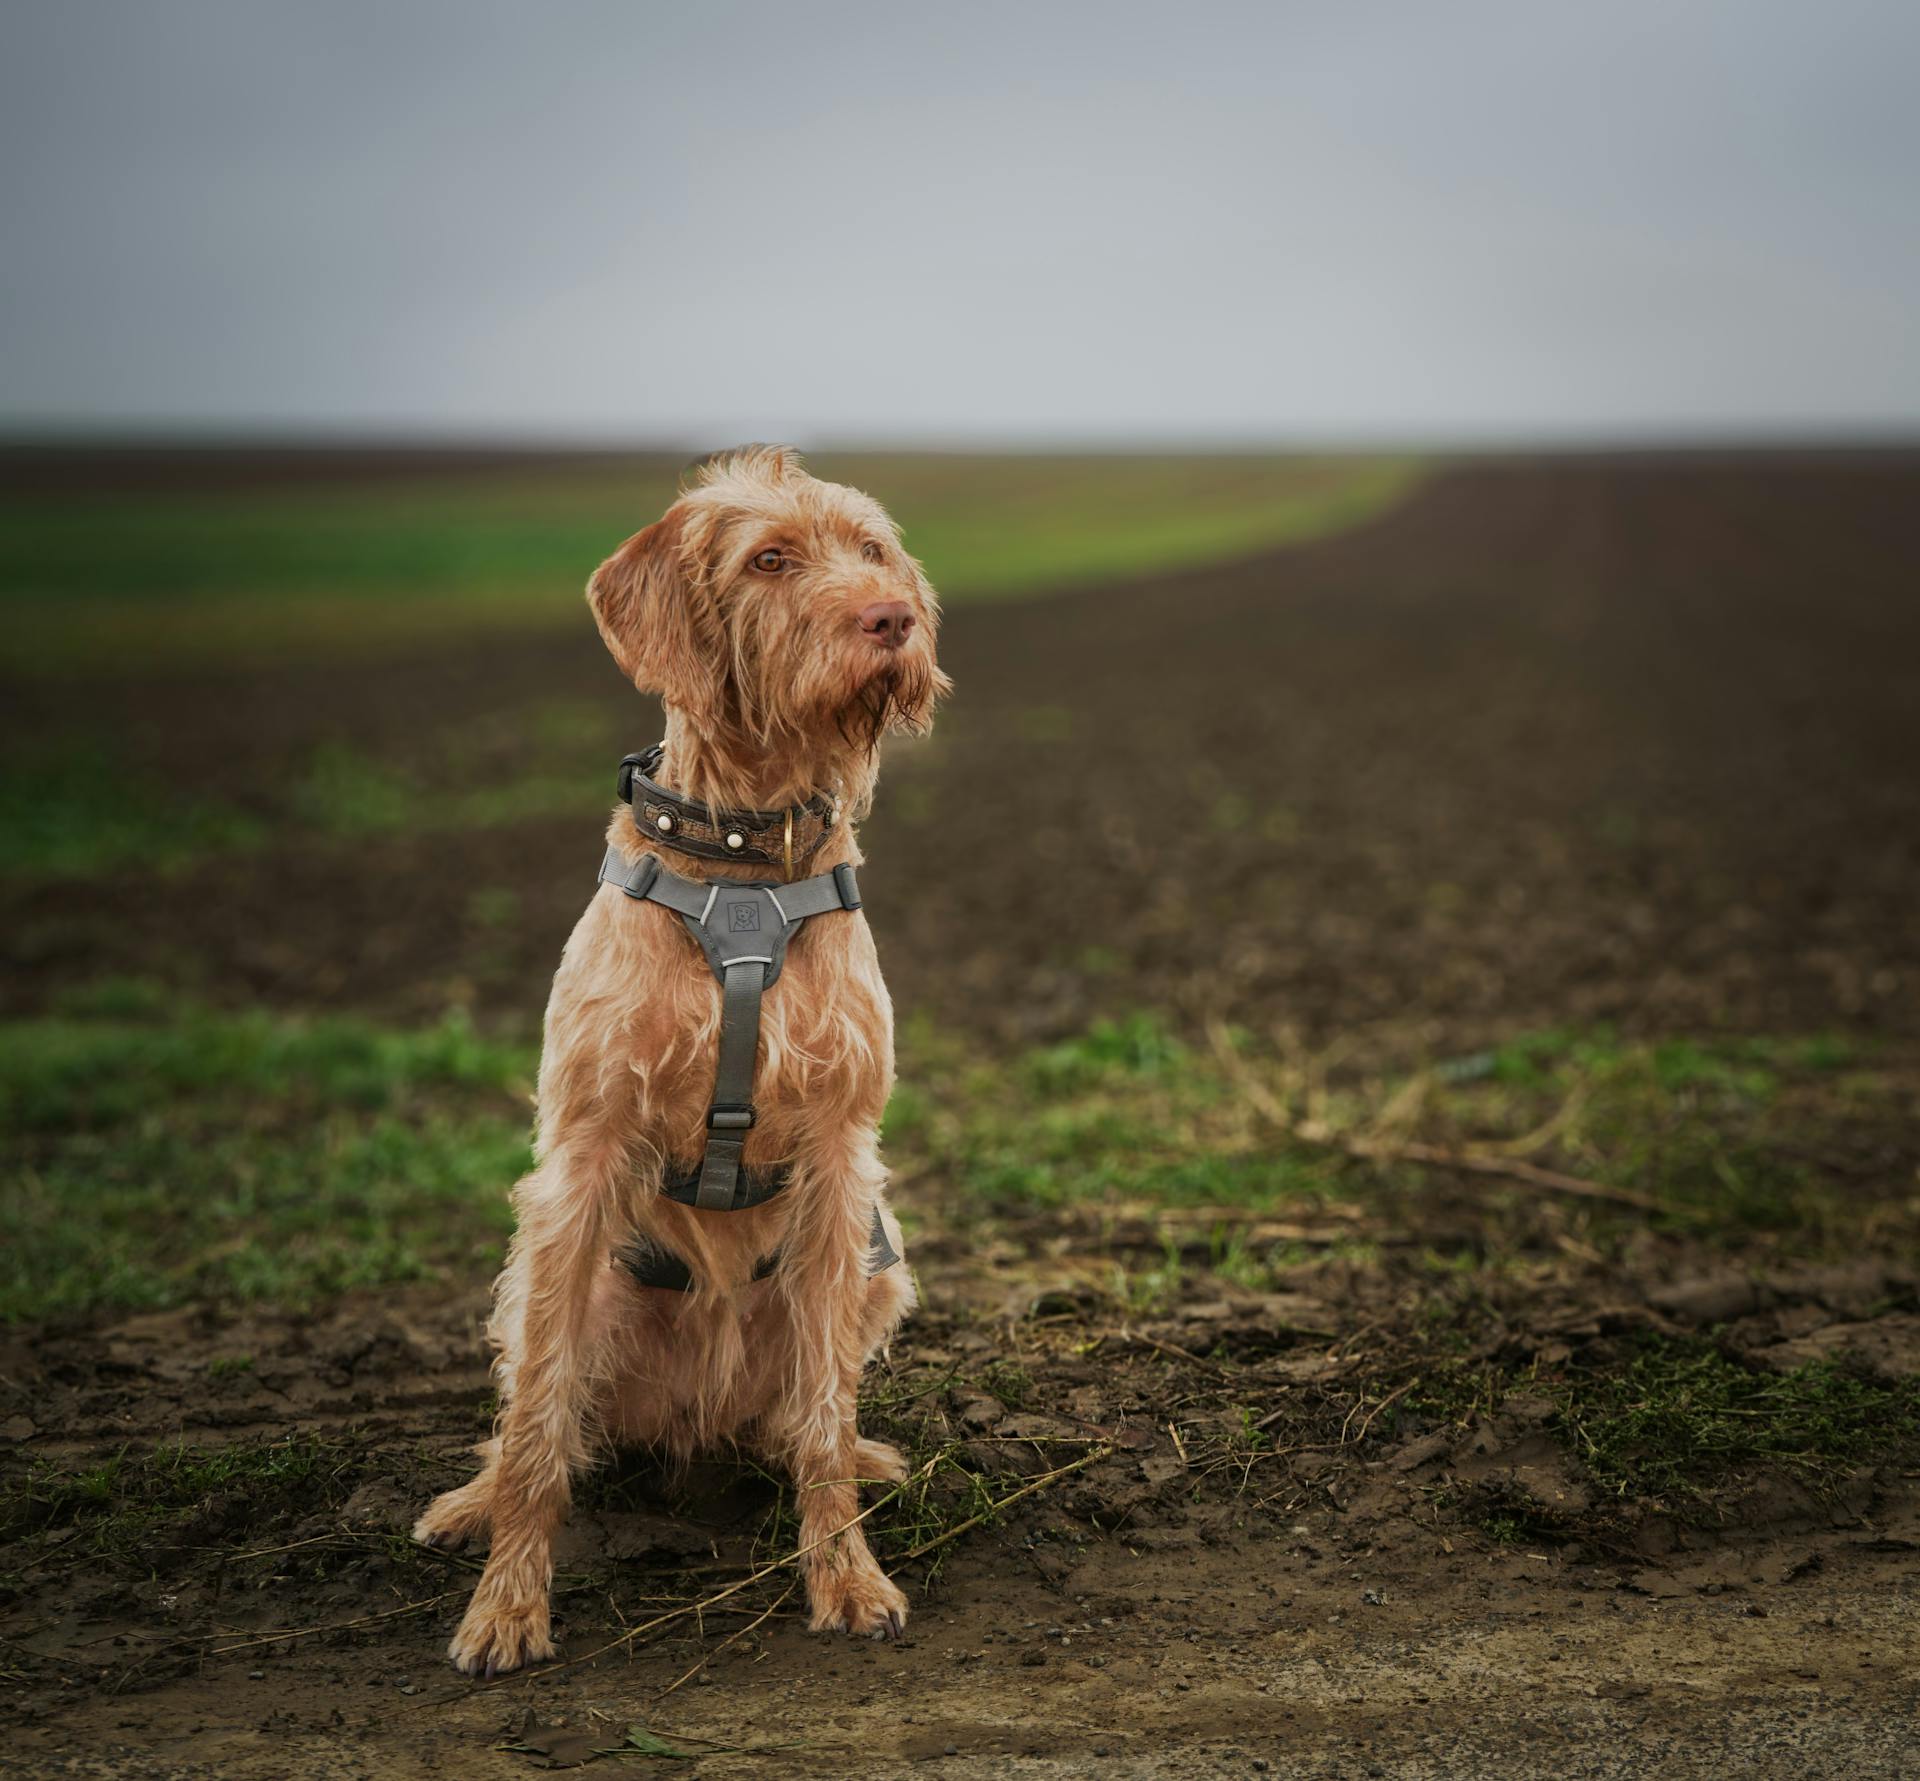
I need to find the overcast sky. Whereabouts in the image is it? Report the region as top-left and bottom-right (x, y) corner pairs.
(3, 0), (1916, 444)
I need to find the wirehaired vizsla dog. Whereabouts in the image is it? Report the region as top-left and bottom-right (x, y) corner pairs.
(415, 446), (949, 1674)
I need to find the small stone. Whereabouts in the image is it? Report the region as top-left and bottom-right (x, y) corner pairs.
(248, 1671), (264, 1681)
(944, 1746), (957, 1757)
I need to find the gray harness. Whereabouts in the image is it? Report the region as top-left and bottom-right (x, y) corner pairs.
(596, 842), (898, 1290)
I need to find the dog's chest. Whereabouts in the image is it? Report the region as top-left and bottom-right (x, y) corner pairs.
(755, 924), (891, 1106)
(657, 907), (891, 1150)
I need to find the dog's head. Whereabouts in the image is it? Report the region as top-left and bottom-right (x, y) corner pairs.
(588, 447), (949, 787)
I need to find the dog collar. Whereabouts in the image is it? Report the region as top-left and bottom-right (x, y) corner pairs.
(618, 745), (839, 876)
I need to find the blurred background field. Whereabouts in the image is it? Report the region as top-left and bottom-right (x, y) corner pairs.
(0, 449), (1414, 880)
(5, 446), (1915, 1344)
(0, 450), (1415, 671)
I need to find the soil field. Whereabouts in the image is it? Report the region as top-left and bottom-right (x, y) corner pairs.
(3, 455), (1919, 1777)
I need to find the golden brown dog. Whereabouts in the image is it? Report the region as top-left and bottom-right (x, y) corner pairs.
(414, 446), (949, 1674)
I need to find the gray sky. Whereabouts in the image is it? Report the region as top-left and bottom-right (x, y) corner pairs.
(3, 0), (1917, 443)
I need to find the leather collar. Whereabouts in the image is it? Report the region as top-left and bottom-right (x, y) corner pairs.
(618, 745), (839, 875)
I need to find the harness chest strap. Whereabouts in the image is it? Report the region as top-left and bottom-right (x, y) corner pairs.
(617, 1202), (900, 1294)
(597, 845), (863, 1211)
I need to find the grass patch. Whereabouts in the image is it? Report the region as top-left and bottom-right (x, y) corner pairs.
(889, 1014), (1343, 1217)
(1, 1431), (385, 1557)
(5, 706), (619, 880)
(0, 452), (1421, 673)
(889, 1016), (1913, 1262)
(0, 744), (266, 879)
(1, 1001), (534, 1321)
(7, 1004), (1904, 1323)
(1426, 1026), (1883, 1232)
(287, 740), (609, 840)
(1414, 1331), (1920, 1528)
(1557, 1339), (1918, 1505)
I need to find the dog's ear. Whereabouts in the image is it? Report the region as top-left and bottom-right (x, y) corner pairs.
(586, 506), (722, 714)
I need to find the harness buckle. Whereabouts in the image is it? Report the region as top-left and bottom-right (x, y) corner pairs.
(617, 854), (660, 900)
(707, 1104), (756, 1132)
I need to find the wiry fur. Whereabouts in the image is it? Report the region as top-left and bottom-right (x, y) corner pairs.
(414, 447), (950, 1673)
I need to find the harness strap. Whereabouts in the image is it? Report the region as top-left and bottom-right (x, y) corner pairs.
(662, 1160), (790, 1212)
(596, 845), (863, 1207)
(697, 959), (765, 1208)
(618, 1202), (900, 1293)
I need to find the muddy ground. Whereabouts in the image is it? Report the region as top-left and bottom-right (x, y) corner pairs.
(4, 455), (1919, 1776)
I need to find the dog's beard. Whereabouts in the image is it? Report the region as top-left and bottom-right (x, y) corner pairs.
(835, 657), (933, 752)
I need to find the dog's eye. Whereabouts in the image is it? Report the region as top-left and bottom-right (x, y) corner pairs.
(751, 548), (785, 573)
(861, 540), (885, 565)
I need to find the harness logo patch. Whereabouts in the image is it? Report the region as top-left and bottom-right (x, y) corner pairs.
(728, 901), (761, 933)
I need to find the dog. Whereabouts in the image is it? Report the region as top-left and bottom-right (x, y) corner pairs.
(413, 446), (949, 1675)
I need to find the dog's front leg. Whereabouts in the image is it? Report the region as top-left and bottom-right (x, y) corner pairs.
(772, 1145), (911, 1640)
(446, 1150), (611, 1676)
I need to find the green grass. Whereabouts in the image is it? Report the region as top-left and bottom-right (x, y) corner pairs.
(1, 996), (534, 1321)
(1558, 1340), (1917, 1505)
(0, 452), (1421, 673)
(6, 1002), (1904, 1324)
(887, 1014), (1342, 1215)
(1, 743), (270, 879)
(3, 704), (620, 880)
(1412, 1332), (1920, 1529)
(1429, 1026), (1878, 1232)
(1, 1431), (387, 1556)
(886, 1015), (1911, 1259)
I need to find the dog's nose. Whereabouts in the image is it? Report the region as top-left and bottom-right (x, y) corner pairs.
(858, 601), (915, 648)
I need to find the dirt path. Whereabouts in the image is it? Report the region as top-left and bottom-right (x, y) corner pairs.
(4, 1255), (1916, 1779)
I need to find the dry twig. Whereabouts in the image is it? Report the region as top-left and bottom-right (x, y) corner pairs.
(1205, 1018), (1663, 1211)
(895, 1447), (1109, 1562)
(207, 1591), (462, 1656)
(658, 1580), (795, 1698)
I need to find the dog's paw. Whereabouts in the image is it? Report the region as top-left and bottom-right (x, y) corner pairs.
(853, 1437), (910, 1485)
(447, 1594), (555, 1678)
(807, 1562), (909, 1641)
(412, 1483), (491, 1554)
